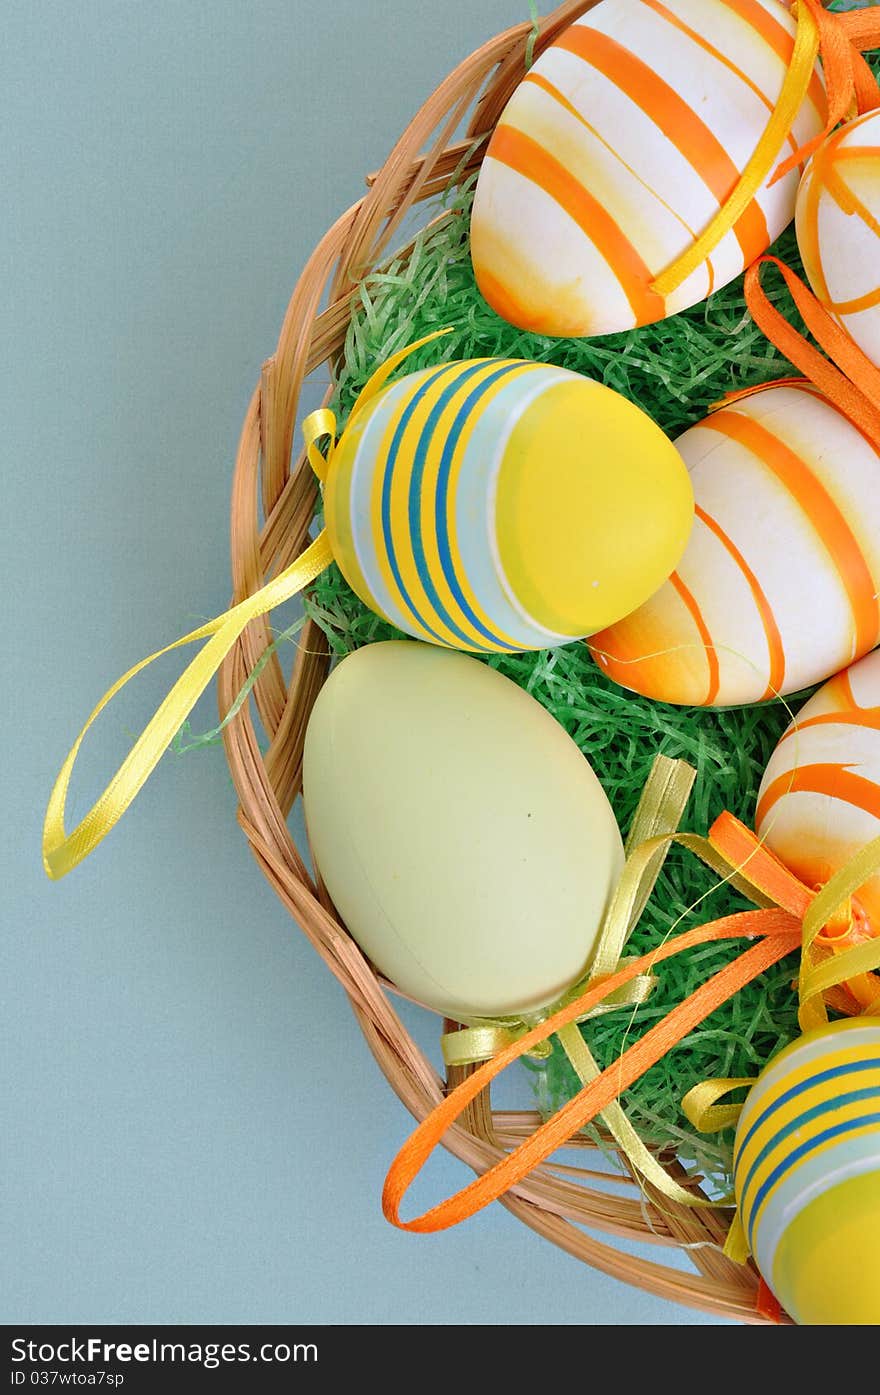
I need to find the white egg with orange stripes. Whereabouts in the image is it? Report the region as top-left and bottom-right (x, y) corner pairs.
(471, 0), (824, 338)
(756, 648), (880, 934)
(590, 383), (880, 706)
(796, 108), (880, 369)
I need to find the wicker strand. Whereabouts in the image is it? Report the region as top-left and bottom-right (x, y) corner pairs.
(217, 0), (771, 1321)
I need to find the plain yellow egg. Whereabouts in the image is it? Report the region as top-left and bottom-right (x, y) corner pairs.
(302, 641), (624, 1019)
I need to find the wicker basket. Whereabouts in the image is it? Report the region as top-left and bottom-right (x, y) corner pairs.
(217, 0), (779, 1324)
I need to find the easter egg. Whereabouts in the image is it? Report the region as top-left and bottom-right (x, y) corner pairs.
(590, 383), (880, 706)
(302, 641), (624, 1019)
(471, 0), (825, 338)
(733, 1018), (880, 1325)
(796, 109), (880, 368)
(756, 649), (880, 930)
(326, 356), (693, 652)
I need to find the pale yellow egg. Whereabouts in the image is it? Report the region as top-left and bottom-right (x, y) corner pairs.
(302, 641), (624, 1019)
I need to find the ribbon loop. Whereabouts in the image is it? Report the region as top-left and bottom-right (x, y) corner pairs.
(744, 255), (880, 444)
(42, 530), (334, 879)
(303, 407), (337, 482)
(383, 912), (801, 1233)
(386, 808), (880, 1236)
(774, 0), (880, 182)
(44, 329), (454, 880)
(681, 1077), (755, 1134)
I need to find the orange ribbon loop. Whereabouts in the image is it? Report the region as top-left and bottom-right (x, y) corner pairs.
(774, 0), (880, 183)
(707, 810), (812, 918)
(382, 911), (801, 1234)
(744, 254), (880, 443)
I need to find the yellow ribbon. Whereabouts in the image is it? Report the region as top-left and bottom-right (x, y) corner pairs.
(681, 1077), (755, 1135)
(680, 833), (880, 1263)
(442, 754), (724, 1210)
(650, 0), (820, 298)
(42, 532), (334, 879)
(444, 773), (880, 1220)
(440, 973), (655, 1068)
(799, 832), (880, 1029)
(43, 329), (452, 880)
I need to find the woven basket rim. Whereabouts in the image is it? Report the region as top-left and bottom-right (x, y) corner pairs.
(217, 0), (780, 1325)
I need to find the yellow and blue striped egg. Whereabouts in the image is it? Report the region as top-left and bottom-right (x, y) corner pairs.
(590, 383), (880, 705)
(324, 356), (693, 652)
(797, 109), (880, 369)
(471, 0), (825, 338)
(734, 1018), (880, 1325)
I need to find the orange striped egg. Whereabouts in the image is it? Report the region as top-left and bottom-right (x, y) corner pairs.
(471, 0), (825, 338)
(590, 383), (880, 706)
(796, 109), (880, 368)
(756, 648), (880, 932)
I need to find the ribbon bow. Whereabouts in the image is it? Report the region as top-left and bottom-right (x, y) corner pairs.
(680, 822), (880, 1267)
(653, 0), (880, 298)
(381, 808), (880, 1236)
(778, 0), (880, 182)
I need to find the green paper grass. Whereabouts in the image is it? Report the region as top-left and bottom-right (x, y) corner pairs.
(303, 176), (835, 1189)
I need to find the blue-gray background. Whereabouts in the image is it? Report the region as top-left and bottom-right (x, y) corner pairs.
(3, 1), (726, 1324)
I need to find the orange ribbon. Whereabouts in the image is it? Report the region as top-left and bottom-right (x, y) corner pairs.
(743, 253), (880, 440)
(774, 1), (880, 183)
(382, 813), (878, 1235)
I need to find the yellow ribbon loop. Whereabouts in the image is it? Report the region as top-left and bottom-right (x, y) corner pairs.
(304, 327), (453, 482)
(441, 974), (656, 1068)
(555, 1018), (715, 1210)
(44, 328), (455, 880)
(441, 1025), (553, 1069)
(650, 1), (820, 299)
(43, 532), (335, 880)
(681, 1077), (755, 1135)
(799, 832), (880, 1030)
(303, 408), (337, 482)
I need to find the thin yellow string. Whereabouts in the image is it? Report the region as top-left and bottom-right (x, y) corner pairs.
(650, 1), (820, 299)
